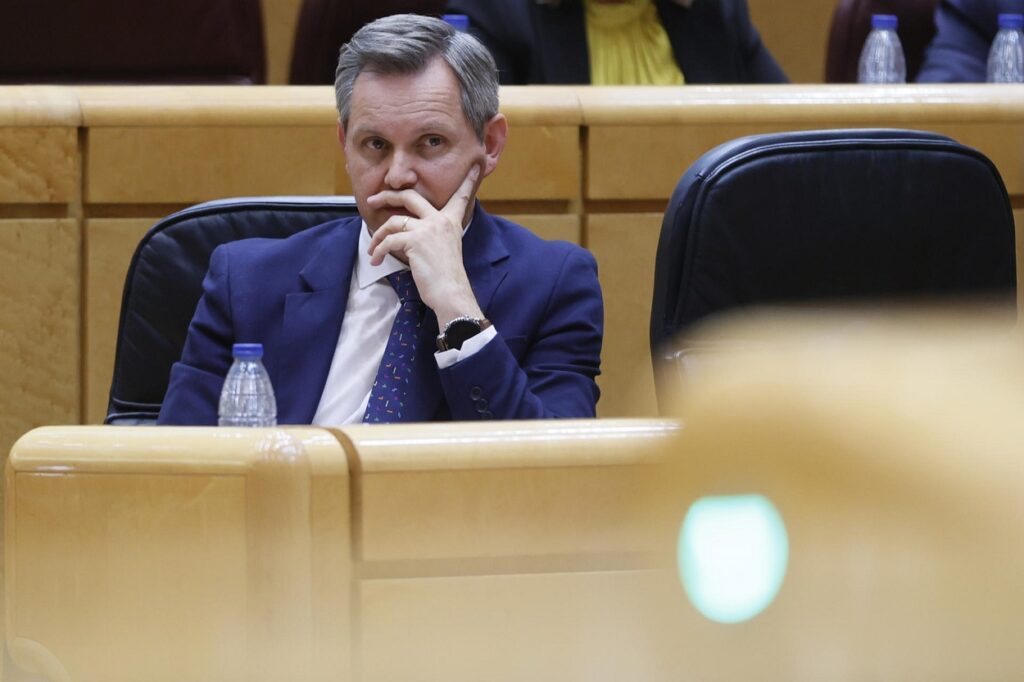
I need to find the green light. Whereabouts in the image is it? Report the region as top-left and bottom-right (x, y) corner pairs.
(678, 494), (788, 623)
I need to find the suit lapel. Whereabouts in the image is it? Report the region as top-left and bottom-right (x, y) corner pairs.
(276, 219), (360, 424)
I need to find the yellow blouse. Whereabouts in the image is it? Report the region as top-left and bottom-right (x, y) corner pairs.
(584, 0), (685, 85)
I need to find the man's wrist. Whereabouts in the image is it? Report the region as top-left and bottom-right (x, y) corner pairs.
(437, 316), (492, 352)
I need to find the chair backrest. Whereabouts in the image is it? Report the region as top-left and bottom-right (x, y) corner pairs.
(0, 0), (266, 84)
(649, 129), (1016, 403)
(825, 0), (939, 82)
(106, 196), (360, 424)
(288, 0), (447, 84)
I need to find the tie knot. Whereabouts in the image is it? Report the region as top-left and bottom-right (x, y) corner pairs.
(386, 270), (421, 303)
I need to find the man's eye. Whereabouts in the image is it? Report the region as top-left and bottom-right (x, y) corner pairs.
(366, 138), (386, 151)
(425, 136), (444, 147)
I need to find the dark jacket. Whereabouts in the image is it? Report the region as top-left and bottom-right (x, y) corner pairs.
(917, 0), (1024, 82)
(445, 0), (788, 84)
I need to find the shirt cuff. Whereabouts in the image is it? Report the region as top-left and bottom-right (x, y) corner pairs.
(435, 325), (498, 369)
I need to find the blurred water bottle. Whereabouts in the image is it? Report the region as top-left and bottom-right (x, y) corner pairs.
(987, 14), (1024, 83)
(218, 343), (277, 427)
(858, 14), (906, 83)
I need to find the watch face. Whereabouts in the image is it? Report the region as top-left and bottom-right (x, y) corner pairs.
(445, 319), (483, 351)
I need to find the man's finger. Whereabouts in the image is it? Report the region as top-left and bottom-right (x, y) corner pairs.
(367, 214), (415, 255)
(367, 188), (434, 217)
(369, 232), (410, 266)
(441, 164), (480, 222)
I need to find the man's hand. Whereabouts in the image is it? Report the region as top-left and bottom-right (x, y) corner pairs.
(366, 165), (484, 327)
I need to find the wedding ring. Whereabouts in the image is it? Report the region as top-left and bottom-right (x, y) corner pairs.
(402, 216), (410, 231)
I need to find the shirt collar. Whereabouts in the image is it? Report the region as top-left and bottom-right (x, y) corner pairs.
(355, 210), (476, 290)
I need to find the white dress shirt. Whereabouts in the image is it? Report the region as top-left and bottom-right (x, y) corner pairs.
(311, 220), (497, 425)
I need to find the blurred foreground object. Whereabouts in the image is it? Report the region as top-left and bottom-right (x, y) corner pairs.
(642, 307), (1024, 679)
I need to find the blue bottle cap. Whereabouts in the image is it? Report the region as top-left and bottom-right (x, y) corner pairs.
(998, 13), (1024, 30)
(443, 14), (470, 32)
(871, 14), (899, 30)
(232, 343), (264, 358)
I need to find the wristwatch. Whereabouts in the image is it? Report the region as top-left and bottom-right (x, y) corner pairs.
(437, 316), (492, 351)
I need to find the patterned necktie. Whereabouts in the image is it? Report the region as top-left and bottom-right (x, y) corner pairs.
(363, 270), (425, 423)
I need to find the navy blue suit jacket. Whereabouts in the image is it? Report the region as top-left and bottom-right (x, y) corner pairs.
(445, 0), (787, 84)
(157, 206), (603, 425)
(917, 0), (1024, 82)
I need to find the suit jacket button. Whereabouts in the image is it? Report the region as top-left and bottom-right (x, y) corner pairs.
(481, 410), (494, 420)
(470, 386), (483, 400)
(475, 398), (489, 412)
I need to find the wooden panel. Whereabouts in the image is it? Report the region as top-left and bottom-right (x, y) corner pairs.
(76, 86), (335, 126)
(0, 127), (77, 203)
(358, 465), (654, 563)
(502, 213), (580, 244)
(83, 218), (155, 424)
(6, 426), (351, 682)
(479, 126), (580, 201)
(261, 0), (305, 85)
(339, 420), (675, 565)
(587, 213), (662, 418)
(588, 123), (803, 200)
(748, 0), (834, 83)
(335, 125), (581, 201)
(10, 472), (249, 680)
(87, 126), (336, 203)
(0, 219), (80, 463)
(359, 570), (676, 682)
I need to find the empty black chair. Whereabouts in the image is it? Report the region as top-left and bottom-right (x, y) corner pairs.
(106, 196), (359, 424)
(650, 129), (1016, 406)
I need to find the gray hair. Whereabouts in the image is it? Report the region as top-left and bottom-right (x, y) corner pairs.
(335, 14), (499, 141)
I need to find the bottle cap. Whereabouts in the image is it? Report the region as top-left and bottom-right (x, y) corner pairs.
(998, 13), (1024, 30)
(871, 14), (899, 30)
(442, 14), (470, 32)
(232, 343), (264, 358)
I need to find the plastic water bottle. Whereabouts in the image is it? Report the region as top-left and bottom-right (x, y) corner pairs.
(218, 343), (277, 427)
(987, 14), (1024, 83)
(858, 14), (906, 83)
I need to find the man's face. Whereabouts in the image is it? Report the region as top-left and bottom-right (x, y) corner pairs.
(340, 57), (503, 233)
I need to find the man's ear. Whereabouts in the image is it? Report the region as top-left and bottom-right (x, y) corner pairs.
(480, 113), (508, 178)
(337, 120), (346, 147)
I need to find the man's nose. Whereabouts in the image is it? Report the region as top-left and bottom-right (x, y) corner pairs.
(384, 153), (417, 190)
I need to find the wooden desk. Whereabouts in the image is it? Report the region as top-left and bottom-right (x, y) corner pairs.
(5, 419), (676, 681)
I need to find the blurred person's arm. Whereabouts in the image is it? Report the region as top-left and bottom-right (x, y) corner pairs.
(917, 0), (1001, 82)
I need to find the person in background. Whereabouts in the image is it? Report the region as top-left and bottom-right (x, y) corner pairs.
(444, 0), (787, 85)
(917, 0), (1024, 81)
(158, 14), (603, 425)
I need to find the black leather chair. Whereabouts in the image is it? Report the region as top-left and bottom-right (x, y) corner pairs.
(105, 196), (359, 424)
(650, 129), (1016, 407)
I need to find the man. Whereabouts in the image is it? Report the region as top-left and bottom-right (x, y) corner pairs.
(917, 0), (1024, 82)
(445, 0), (788, 85)
(158, 13), (603, 425)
